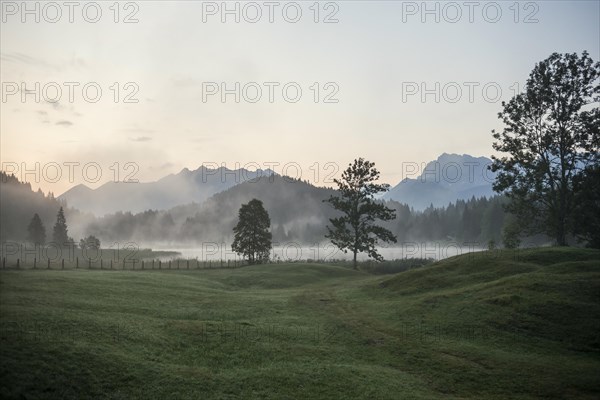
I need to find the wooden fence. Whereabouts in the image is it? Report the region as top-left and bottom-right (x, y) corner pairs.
(1, 257), (249, 271)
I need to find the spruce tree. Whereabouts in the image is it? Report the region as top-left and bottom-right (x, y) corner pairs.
(27, 213), (46, 245)
(52, 207), (69, 245)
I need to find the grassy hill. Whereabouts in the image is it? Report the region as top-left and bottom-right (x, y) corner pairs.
(1, 248), (599, 399)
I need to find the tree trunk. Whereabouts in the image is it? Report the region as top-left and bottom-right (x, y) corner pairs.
(556, 224), (567, 246)
(353, 250), (357, 270)
(556, 198), (568, 246)
(556, 144), (570, 247)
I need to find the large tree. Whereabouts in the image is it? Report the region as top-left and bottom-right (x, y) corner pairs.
(52, 207), (69, 245)
(325, 158), (397, 269)
(232, 199), (272, 264)
(491, 51), (599, 246)
(27, 213), (46, 245)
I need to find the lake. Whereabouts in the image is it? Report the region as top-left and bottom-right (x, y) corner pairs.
(153, 241), (488, 262)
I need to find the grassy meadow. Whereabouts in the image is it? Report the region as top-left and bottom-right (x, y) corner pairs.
(1, 247), (599, 399)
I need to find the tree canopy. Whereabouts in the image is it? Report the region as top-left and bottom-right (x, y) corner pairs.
(325, 158), (397, 268)
(79, 235), (101, 250)
(491, 51), (599, 246)
(232, 199), (272, 264)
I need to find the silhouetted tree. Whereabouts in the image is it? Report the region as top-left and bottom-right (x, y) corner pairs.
(27, 213), (46, 245)
(491, 51), (599, 246)
(232, 199), (272, 264)
(0, 172), (69, 243)
(325, 158), (397, 269)
(79, 235), (101, 250)
(52, 207), (69, 245)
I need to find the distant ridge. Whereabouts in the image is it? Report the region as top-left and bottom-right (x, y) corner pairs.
(382, 153), (497, 210)
(58, 166), (276, 216)
(59, 155), (498, 215)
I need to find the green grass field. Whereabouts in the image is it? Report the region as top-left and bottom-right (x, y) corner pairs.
(1, 247), (599, 399)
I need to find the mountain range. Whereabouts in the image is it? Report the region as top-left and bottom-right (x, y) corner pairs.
(58, 166), (276, 216)
(59, 154), (495, 216)
(1, 154), (505, 245)
(382, 153), (497, 210)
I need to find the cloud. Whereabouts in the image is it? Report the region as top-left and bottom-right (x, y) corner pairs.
(2, 51), (87, 72)
(130, 136), (152, 142)
(46, 101), (66, 111)
(120, 128), (155, 134)
(171, 76), (199, 88)
(56, 120), (73, 126)
(1, 52), (59, 71)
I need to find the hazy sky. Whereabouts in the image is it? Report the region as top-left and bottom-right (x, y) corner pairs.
(1, 1), (599, 194)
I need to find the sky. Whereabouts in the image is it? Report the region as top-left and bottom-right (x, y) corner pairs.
(1, 0), (599, 195)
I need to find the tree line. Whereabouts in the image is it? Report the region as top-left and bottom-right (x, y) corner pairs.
(26, 207), (101, 250)
(232, 51), (599, 266)
(4, 51), (599, 267)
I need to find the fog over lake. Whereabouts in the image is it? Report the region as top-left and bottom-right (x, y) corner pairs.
(153, 242), (488, 262)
